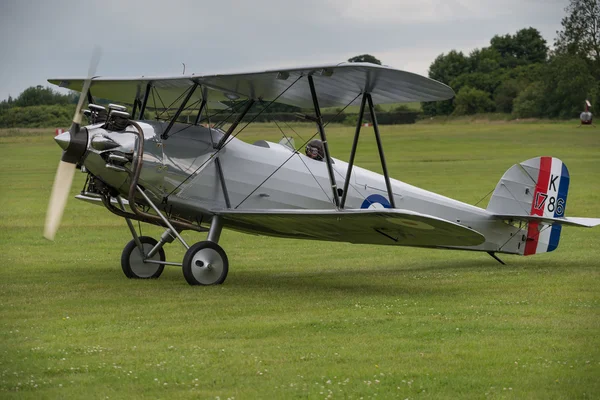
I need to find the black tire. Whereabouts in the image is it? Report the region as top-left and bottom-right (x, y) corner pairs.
(121, 236), (165, 279)
(182, 241), (229, 286)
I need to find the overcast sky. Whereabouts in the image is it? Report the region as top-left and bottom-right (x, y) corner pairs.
(0, 0), (568, 101)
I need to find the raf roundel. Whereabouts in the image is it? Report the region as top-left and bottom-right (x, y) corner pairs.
(361, 194), (391, 209)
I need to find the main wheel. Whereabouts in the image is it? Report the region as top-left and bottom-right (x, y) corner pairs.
(182, 241), (229, 286)
(121, 236), (165, 279)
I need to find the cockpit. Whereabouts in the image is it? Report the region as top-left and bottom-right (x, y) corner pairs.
(305, 139), (324, 161)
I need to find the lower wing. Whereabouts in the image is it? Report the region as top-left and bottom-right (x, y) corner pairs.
(215, 208), (485, 247)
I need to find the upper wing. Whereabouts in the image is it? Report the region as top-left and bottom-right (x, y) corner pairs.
(215, 208), (484, 247)
(48, 62), (454, 108)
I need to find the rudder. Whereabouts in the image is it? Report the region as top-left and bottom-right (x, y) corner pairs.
(487, 156), (570, 255)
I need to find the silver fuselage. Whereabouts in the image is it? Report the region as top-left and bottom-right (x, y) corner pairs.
(82, 121), (524, 254)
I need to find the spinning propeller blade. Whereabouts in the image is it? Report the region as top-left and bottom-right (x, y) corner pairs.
(44, 47), (101, 241)
(44, 161), (77, 240)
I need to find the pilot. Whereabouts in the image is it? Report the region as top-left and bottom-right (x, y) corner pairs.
(306, 139), (325, 161)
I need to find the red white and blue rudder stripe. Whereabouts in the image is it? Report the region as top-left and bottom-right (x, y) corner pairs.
(524, 156), (570, 255)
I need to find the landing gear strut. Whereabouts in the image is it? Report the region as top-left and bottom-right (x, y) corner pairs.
(118, 193), (229, 285)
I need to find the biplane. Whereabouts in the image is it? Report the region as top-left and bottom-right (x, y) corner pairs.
(45, 60), (600, 285)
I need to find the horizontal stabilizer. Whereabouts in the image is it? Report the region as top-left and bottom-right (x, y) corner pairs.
(215, 208), (485, 247)
(494, 214), (600, 228)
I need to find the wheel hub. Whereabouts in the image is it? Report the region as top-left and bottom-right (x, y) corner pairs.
(190, 248), (223, 283)
(182, 241), (229, 286)
(130, 243), (162, 277)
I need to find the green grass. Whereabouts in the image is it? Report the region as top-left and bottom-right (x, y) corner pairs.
(1, 122), (599, 399)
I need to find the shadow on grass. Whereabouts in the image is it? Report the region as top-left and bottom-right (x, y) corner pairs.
(55, 255), (597, 301)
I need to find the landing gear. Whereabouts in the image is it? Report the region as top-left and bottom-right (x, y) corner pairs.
(121, 236), (165, 279)
(182, 215), (228, 286)
(118, 190), (229, 285)
(182, 241), (229, 285)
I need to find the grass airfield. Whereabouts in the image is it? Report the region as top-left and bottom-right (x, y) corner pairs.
(1, 121), (599, 399)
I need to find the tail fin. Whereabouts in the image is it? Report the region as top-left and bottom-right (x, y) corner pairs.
(487, 157), (570, 255)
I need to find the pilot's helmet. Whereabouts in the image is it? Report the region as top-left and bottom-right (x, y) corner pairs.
(306, 139), (324, 161)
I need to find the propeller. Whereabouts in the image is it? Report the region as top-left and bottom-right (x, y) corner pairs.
(44, 47), (102, 240)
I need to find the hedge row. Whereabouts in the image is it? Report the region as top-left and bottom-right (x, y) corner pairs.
(0, 105), (76, 128)
(0, 105), (419, 128)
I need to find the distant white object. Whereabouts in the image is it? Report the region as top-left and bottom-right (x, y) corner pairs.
(55, 128), (64, 136)
(580, 99), (593, 126)
(580, 111), (593, 122)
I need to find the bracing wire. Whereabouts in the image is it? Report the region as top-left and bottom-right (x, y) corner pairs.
(283, 120), (305, 143)
(165, 75), (304, 198)
(154, 88), (171, 120)
(234, 92), (362, 209)
(272, 118), (332, 203)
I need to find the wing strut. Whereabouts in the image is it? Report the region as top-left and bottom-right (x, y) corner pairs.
(86, 90), (94, 107)
(131, 98), (140, 120)
(367, 93), (396, 208)
(215, 99), (255, 149)
(340, 93), (396, 208)
(138, 82), (152, 119)
(193, 99), (207, 126)
(162, 82), (199, 139)
(308, 75), (340, 208)
(214, 157), (231, 208)
(341, 94), (367, 208)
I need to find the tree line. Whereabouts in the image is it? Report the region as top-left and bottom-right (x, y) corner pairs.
(3, 0), (598, 127)
(0, 86), (76, 128)
(422, 0), (600, 118)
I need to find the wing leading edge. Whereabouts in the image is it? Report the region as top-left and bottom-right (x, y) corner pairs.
(48, 63), (454, 109)
(215, 208), (485, 247)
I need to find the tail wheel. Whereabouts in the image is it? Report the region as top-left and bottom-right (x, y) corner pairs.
(182, 241), (228, 286)
(121, 236), (165, 279)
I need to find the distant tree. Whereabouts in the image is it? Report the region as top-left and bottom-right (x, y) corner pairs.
(452, 87), (495, 115)
(428, 50), (471, 85)
(494, 79), (524, 113)
(347, 54), (382, 65)
(512, 82), (546, 118)
(500, 63), (544, 83)
(392, 104), (412, 112)
(0, 104), (75, 128)
(14, 85), (71, 107)
(491, 27), (548, 68)
(541, 54), (594, 118)
(421, 99), (454, 116)
(513, 27), (549, 64)
(554, 0), (600, 76)
(588, 80), (600, 112)
(450, 71), (502, 94)
(469, 47), (502, 73)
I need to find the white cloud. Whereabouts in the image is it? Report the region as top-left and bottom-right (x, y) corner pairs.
(333, 0), (566, 23)
(0, 0), (569, 100)
(336, 0), (478, 23)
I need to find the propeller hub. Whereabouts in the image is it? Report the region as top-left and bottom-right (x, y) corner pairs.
(59, 125), (88, 165)
(54, 131), (71, 151)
